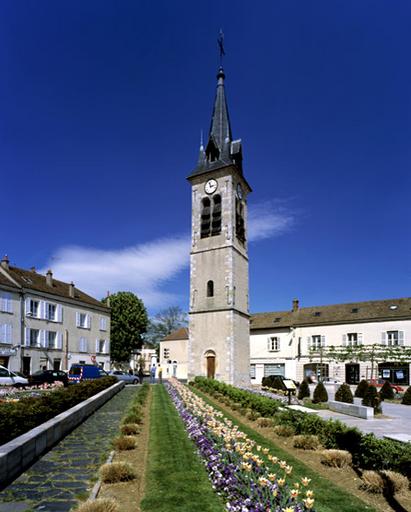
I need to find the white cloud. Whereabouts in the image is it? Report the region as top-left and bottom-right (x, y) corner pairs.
(40, 237), (190, 309)
(248, 200), (294, 241)
(40, 201), (294, 309)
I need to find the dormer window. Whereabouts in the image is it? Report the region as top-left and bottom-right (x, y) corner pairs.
(205, 138), (220, 162)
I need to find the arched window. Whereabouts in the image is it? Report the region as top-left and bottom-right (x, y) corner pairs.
(207, 280), (214, 297)
(211, 194), (222, 235)
(200, 197), (211, 238)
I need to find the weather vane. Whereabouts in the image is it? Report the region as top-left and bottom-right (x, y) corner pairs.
(218, 29), (225, 65)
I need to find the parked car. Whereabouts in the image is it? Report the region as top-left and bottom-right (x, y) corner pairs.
(29, 370), (68, 387)
(68, 364), (108, 384)
(367, 379), (403, 394)
(108, 370), (139, 385)
(0, 365), (29, 387)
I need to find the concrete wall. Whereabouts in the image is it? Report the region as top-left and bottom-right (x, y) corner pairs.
(0, 381), (124, 490)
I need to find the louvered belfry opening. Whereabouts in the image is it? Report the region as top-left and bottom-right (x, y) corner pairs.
(201, 194), (222, 238)
(207, 280), (214, 297)
(235, 197), (245, 242)
(200, 197), (211, 238)
(211, 194), (222, 235)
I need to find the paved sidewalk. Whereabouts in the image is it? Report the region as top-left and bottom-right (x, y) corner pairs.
(0, 385), (138, 512)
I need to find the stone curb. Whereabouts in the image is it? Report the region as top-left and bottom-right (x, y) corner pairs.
(89, 450), (115, 501)
(0, 381), (125, 489)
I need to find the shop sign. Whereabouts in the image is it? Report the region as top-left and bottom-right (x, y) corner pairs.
(0, 348), (17, 356)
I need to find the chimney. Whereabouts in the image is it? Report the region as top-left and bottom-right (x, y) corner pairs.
(0, 255), (10, 271)
(46, 269), (53, 287)
(106, 291), (111, 307)
(292, 298), (299, 312)
(69, 281), (75, 298)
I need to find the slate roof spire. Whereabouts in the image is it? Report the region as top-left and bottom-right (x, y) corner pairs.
(207, 66), (232, 157)
(189, 66), (243, 178)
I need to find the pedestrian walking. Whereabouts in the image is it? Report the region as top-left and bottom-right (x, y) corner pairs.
(138, 365), (144, 384)
(158, 365), (163, 384)
(150, 364), (156, 384)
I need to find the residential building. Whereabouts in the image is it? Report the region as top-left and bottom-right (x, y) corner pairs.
(160, 297), (411, 386)
(0, 256), (111, 374)
(130, 343), (157, 374)
(159, 327), (188, 380)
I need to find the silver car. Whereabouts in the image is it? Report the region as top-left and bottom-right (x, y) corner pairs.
(109, 370), (139, 385)
(0, 365), (29, 387)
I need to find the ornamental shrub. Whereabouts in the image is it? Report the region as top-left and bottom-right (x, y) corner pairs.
(355, 379), (369, 398)
(293, 434), (321, 450)
(360, 470), (408, 495)
(261, 375), (285, 391)
(335, 383), (354, 404)
(297, 379), (310, 400)
(312, 382), (328, 403)
(100, 462), (136, 483)
(320, 449), (352, 468)
(379, 380), (395, 401)
(362, 385), (382, 414)
(76, 498), (119, 512)
(402, 386), (411, 405)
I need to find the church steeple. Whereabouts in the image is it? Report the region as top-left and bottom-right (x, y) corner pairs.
(190, 66), (243, 177)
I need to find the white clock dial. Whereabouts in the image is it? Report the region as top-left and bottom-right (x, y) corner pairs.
(205, 179), (218, 195)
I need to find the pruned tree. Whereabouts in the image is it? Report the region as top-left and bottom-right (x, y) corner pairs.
(143, 306), (188, 346)
(309, 344), (411, 380)
(102, 292), (148, 364)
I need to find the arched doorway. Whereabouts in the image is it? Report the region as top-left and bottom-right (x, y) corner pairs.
(205, 350), (216, 379)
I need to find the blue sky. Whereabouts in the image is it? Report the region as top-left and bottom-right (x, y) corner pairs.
(1, 1), (410, 315)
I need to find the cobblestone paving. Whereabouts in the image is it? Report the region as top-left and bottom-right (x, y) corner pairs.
(0, 385), (139, 512)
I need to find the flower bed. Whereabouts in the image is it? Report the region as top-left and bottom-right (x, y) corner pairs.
(167, 379), (315, 512)
(0, 381), (65, 403)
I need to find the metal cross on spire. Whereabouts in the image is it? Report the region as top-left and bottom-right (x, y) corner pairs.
(218, 29), (225, 65)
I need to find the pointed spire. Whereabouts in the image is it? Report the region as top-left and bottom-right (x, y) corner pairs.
(206, 67), (232, 158)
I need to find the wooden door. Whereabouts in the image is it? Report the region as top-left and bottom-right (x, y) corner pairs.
(207, 356), (215, 379)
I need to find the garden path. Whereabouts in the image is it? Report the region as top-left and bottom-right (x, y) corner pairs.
(0, 385), (138, 512)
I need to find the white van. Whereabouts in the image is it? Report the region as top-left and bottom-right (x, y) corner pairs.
(0, 365), (28, 387)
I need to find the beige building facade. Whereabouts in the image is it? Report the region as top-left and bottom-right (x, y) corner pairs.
(161, 297), (411, 387)
(187, 67), (251, 386)
(0, 256), (110, 374)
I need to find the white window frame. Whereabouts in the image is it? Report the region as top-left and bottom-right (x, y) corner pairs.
(29, 299), (40, 318)
(46, 303), (57, 321)
(96, 338), (107, 354)
(47, 331), (57, 349)
(250, 364), (256, 379)
(0, 323), (12, 344)
(310, 335), (325, 350)
(76, 312), (91, 329)
(99, 316), (107, 331)
(29, 328), (40, 347)
(79, 337), (88, 353)
(0, 293), (13, 313)
(267, 336), (280, 352)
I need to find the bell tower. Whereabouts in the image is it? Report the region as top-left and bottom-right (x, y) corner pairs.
(187, 66), (251, 385)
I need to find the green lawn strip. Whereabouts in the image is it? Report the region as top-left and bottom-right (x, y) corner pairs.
(193, 387), (377, 512)
(140, 385), (225, 512)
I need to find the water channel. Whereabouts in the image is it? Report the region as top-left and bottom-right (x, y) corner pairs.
(0, 385), (138, 512)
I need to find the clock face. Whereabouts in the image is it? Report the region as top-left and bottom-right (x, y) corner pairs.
(205, 179), (218, 195)
(236, 183), (244, 199)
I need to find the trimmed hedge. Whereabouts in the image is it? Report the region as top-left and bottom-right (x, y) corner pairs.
(193, 379), (411, 479)
(402, 386), (411, 405)
(355, 379), (369, 398)
(313, 382), (328, 403)
(379, 381), (394, 401)
(297, 379), (310, 400)
(0, 376), (118, 445)
(335, 383), (354, 404)
(191, 377), (281, 417)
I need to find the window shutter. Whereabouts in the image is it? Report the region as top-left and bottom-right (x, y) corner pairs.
(0, 324), (5, 342)
(398, 331), (404, 346)
(358, 333), (363, 345)
(277, 338), (281, 351)
(0, 296), (4, 312)
(7, 295), (12, 313)
(40, 301), (46, 319)
(321, 336), (326, 347)
(95, 339), (99, 353)
(25, 328), (30, 346)
(307, 336), (311, 350)
(267, 337), (272, 351)
(76, 312), (80, 327)
(342, 334), (347, 347)
(105, 339), (109, 354)
(57, 305), (63, 322)
(381, 332), (387, 345)
(25, 298), (30, 315)
(7, 324), (12, 344)
(57, 332), (63, 349)
(40, 330), (46, 348)
(87, 315), (91, 329)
